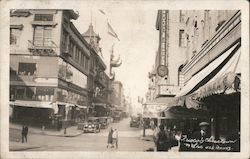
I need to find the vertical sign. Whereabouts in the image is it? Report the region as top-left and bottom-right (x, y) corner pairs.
(160, 10), (167, 66)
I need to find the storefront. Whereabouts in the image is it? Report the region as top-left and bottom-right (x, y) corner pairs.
(171, 41), (241, 152)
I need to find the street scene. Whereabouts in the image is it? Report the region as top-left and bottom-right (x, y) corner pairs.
(9, 8), (241, 153)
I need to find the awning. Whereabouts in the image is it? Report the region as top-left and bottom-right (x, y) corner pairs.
(10, 100), (53, 109)
(76, 105), (88, 109)
(162, 106), (210, 119)
(176, 42), (240, 97)
(151, 96), (175, 104)
(93, 103), (107, 108)
(194, 45), (241, 98)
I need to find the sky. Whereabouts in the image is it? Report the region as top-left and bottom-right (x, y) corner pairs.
(73, 6), (159, 109)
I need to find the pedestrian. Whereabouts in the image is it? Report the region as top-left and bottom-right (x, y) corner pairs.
(156, 124), (168, 151)
(21, 125), (28, 143)
(153, 126), (160, 151)
(190, 122), (212, 151)
(191, 122), (211, 139)
(150, 119), (155, 130)
(112, 129), (118, 149)
(107, 127), (113, 148)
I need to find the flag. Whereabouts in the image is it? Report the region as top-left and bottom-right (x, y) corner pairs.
(99, 9), (106, 15)
(107, 22), (120, 41)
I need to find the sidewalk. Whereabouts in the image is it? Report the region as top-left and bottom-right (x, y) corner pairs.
(9, 141), (41, 151)
(10, 123), (83, 137)
(140, 129), (154, 141)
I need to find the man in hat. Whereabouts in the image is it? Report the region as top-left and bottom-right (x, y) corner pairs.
(191, 122), (211, 139)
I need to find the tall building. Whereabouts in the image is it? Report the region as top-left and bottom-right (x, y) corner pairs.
(149, 10), (241, 150)
(10, 9), (91, 128)
(175, 10), (241, 141)
(82, 24), (110, 117)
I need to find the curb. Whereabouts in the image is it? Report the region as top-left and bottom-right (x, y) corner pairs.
(10, 146), (41, 151)
(44, 132), (83, 137)
(10, 127), (83, 137)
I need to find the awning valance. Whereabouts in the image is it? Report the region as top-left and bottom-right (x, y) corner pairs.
(162, 106), (210, 119)
(76, 105), (88, 109)
(93, 103), (107, 108)
(176, 42), (240, 97)
(10, 100), (53, 109)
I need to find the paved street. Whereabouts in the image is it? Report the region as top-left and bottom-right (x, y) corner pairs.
(10, 118), (154, 151)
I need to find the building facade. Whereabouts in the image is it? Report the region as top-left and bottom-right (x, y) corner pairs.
(10, 9), (91, 128)
(149, 10), (241, 151)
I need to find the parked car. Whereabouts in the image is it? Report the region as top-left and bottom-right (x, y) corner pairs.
(79, 118), (101, 133)
(130, 116), (140, 128)
(99, 117), (108, 129)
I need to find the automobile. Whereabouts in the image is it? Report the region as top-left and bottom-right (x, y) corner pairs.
(99, 117), (108, 129)
(81, 118), (101, 133)
(130, 116), (140, 128)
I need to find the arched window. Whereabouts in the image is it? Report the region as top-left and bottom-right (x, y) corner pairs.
(178, 65), (184, 86)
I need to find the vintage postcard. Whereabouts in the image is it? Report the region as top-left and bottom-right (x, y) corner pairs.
(0, 0), (249, 159)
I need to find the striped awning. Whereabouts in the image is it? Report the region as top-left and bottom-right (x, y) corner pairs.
(176, 42), (240, 97)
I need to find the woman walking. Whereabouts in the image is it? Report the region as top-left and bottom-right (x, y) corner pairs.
(106, 127), (113, 148)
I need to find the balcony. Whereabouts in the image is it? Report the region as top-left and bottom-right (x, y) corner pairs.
(28, 40), (58, 56)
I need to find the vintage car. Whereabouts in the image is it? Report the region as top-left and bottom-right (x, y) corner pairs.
(79, 118), (101, 133)
(99, 117), (108, 129)
(130, 116), (140, 128)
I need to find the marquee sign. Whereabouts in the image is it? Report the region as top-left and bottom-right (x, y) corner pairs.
(158, 10), (168, 77)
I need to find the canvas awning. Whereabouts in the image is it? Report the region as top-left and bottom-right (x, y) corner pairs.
(169, 42), (241, 110)
(11, 100), (53, 109)
(176, 42), (240, 97)
(193, 46), (241, 98)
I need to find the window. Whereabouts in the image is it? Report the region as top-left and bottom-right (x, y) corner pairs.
(62, 30), (68, 51)
(178, 65), (184, 86)
(26, 87), (35, 99)
(16, 87), (25, 99)
(34, 26), (52, 46)
(179, 10), (185, 23)
(85, 57), (89, 70)
(18, 63), (36, 75)
(34, 14), (53, 21)
(75, 48), (80, 62)
(69, 40), (74, 57)
(10, 28), (21, 45)
(179, 30), (185, 47)
(81, 53), (85, 67)
(36, 87), (54, 101)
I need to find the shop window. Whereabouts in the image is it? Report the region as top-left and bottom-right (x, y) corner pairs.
(179, 30), (186, 47)
(34, 14), (53, 21)
(10, 28), (21, 45)
(33, 26), (52, 46)
(26, 87), (35, 99)
(36, 87), (54, 101)
(10, 86), (15, 100)
(16, 87), (25, 99)
(18, 63), (36, 76)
